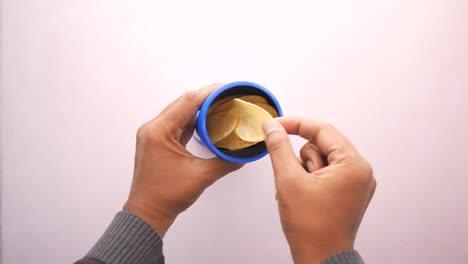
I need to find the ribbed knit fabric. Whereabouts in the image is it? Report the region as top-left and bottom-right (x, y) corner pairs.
(86, 211), (165, 264)
(321, 250), (364, 264)
(80, 211), (363, 264)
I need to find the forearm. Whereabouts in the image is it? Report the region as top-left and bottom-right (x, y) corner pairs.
(74, 211), (165, 264)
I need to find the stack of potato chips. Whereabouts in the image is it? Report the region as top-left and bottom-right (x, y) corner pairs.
(206, 95), (278, 150)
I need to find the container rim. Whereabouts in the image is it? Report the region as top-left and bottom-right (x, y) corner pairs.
(196, 81), (283, 163)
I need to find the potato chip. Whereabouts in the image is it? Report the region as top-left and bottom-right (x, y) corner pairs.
(208, 95), (267, 115)
(232, 98), (273, 142)
(254, 103), (279, 118)
(207, 95), (279, 150)
(206, 109), (238, 144)
(237, 95), (268, 104)
(207, 96), (236, 115)
(209, 100), (233, 115)
(215, 131), (257, 150)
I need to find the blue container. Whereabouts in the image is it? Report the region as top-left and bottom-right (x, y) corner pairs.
(196, 81), (283, 163)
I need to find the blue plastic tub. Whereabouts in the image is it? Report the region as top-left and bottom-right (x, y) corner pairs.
(196, 81), (283, 163)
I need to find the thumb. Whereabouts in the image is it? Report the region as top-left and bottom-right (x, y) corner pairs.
(263, 119), (301, 179)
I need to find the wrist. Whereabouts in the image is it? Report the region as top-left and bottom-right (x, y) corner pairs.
(123, 199), (177, 238)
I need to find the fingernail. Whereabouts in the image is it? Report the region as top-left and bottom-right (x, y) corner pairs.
(306, 160), (315, 172)
(263, 119), (282, 136)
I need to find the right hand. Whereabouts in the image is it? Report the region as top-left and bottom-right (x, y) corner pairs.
(262, 117), (376, 264)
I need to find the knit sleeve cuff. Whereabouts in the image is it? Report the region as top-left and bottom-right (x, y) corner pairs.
(321, 250), (364, 264)
(86, 211), (165, 264)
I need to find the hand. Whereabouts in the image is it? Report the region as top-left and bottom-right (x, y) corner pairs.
(262, 117), (376, 264)
(123, 84), (243, 238)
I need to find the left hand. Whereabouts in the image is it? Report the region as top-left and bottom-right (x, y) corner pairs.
(123, 83), (244, 238)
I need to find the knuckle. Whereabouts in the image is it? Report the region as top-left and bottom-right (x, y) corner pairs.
(181, 90), (199, 102)
(322, 122), (336, 130)
(370, 176), (377, 192)
(300, 144), (322, 163)
(145, 131), (160, 145)
(351, 158), (374, 184)
(136, 124), (148, 140)
(299, 143), (313, 157)
(361, 159), (374, 177)
(137, 123), (166, 145)
(147, 126), (166, 144)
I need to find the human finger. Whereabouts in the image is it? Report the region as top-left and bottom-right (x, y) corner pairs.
(299, 142), (325, 173)
(179, 114), (197, 147)
(263, 119), (303, 180)
(277, 117), (357, 165)
(151, 83), (224, 131)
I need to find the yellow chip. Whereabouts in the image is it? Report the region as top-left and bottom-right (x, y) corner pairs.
(209, 95), (268, 115)
(232, 98), (273, 142)
(215, 131), (257, 150)
(237, 95), (268, 104)
(207, 96), (278, 150)
(210, 100), (233, 115)
(254, 103), (279, 118)
(208, 96), (236, 115)
(206, 109), (238, 144)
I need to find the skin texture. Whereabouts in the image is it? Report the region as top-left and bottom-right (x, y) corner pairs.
(262, 118), (376, 264)
(123, 83), (375, 263)
(123, 83), (243, 238)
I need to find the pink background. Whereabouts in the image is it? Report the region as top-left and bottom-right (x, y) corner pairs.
(2, 0), (468, 263)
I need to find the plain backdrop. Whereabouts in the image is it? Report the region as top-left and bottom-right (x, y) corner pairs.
(2, 0), (468, 263)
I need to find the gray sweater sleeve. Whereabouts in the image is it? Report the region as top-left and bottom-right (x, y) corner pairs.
(81, 211), (165, 264)
(321, 249), (365, 264)
(77, 210), (363, 264)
